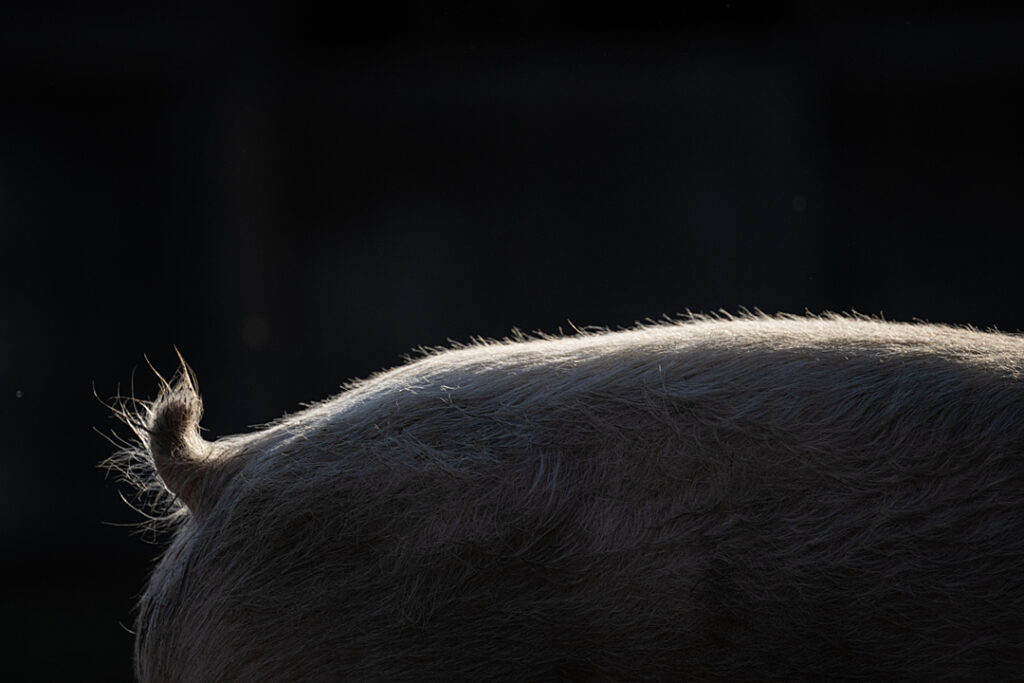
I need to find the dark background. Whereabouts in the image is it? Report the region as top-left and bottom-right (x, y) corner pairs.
(3, 3), (1024, 680)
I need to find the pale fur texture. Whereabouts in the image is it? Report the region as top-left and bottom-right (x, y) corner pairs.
(122, 314), (1024, 681)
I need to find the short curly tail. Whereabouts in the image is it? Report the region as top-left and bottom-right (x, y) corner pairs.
(145, 363), (211, 514)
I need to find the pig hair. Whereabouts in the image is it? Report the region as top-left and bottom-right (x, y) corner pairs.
(122, 312), (1024, 681)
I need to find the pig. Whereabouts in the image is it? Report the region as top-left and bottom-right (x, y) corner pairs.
(112, 314), (1024, 681)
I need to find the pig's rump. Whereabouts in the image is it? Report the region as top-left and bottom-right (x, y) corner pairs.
(119, 315), (1024, 681)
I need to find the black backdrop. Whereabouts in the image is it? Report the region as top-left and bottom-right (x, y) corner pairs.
(3, 3), (1024, 680)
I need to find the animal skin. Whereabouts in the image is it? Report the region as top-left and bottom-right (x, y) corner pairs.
(113, 314), (1024, 681)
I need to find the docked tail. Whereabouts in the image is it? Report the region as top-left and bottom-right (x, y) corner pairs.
(145, 364), (211, 514)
